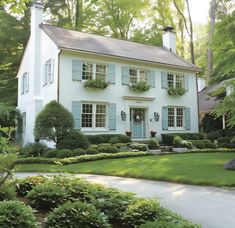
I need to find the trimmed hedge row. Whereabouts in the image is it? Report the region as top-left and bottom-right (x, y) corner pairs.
(16, 152), (151, 165)
(162, 133), (204, 146)
(87, 134), (131, 144)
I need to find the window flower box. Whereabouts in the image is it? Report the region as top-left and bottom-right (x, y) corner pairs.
(129, 81), (150, 92)
(167, 87), (186, 96)
(84, 78), (109, 89)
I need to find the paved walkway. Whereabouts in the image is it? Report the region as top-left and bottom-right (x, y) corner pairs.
(15, 172), (235, 228)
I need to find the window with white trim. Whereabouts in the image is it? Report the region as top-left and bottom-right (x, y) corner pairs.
(82, 62), (107, 81)
(168, 107), (184, 128)
(43, 59), (54, 86)
(167, 73), (184, 88)
(82, 103), (107, 128)
(21, 72), (29, 94)
(129, 68), (148, 85)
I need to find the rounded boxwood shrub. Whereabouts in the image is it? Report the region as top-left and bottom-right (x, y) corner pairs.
(0, 186), (16, 201)
(98, 145), (119, 153)
(44, 149), (59, 158)
(122, 199), (161, 227)
(140, 220), (195, 228)
(148, 140), (160, 150)
(0, 201), (37, 228)
(204, 142), (217, 149)
(73, 148), (86, 156)
(85, 148), (99, 155)
(57, 130), (90, 150)
(27, 183), (69, 210)
(45, 201), (111, 228)
(56, 149), (73, 158)
(20, 142), (48, 157)
(16, 175), (48, 196)
(129, 143), (148, 151)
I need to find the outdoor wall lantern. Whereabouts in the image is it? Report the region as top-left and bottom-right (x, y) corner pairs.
(154, 112), (160, 121)
(121, 111), (127, 121)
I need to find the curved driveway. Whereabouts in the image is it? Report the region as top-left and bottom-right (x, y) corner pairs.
(16, 173), (235, 228)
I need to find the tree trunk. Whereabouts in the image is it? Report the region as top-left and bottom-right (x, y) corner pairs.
(207, 0), (217, 86)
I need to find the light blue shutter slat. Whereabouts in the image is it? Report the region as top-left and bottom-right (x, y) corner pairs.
(162, 107), (168, 130)
(185, 107), (191, 130)
(184, 75), (189, 91)
(50, 59), (54, 84)
(108, 64), (115, 84)
(148, 70), (155, 87)
(161, 72), (168, 89)
(72, 60), (82, 81)
(109, 103), (116, 130)
(72, 101), (81, 129)
(122, 66), (129, 85)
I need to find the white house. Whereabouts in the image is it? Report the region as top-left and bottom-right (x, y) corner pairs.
(17, 2), (200, 144)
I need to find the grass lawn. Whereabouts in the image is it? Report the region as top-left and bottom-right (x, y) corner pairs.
(16, 153), (235, 187)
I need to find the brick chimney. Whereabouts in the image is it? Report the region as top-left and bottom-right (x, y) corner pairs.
(162, 27), (176, 53)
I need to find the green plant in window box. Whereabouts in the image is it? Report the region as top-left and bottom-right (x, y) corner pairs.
(129, 81), (150, 92)
(167, 87), (186, 96)
(84, 78), (109, 89)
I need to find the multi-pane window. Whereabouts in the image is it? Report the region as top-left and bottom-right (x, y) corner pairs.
(82, 62), (107, 81)
(82, 103), (107, 128)
(43, 59), (54, 86)
(82, 63), (93, 80)
(96, 105), (106, 127)
(21, 72), (29, 94)
(82, 104), (93, 128)
(129, 68), (148, 85)
(167, 73), (184, 88)
(168, 107), (184, 128)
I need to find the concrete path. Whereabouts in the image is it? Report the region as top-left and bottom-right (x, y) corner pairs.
(15, 172), (235, 228)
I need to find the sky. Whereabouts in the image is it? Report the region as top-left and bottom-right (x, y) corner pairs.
(190, 0), (210, 24)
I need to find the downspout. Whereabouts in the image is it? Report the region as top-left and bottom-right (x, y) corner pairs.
(57, 49), (61, 102)
(196, 73), (200, 132)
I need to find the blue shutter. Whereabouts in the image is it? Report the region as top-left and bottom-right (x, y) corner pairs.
(184, 75), (189, 91)
(50, 59), (54, 84)
(161, 72), (168, 89)
(72, 60), (82, 81)
(122, 66), (129, 85)
(185, 107), (191, 130)
(108, 64), (115, 84)
(72, 101), (81, 129)
(109, 103), (116, 130)
(162, 107), (168, 130)
(148, 70), (155, 87)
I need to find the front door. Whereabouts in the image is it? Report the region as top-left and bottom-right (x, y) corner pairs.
(130, 108), (146, 138)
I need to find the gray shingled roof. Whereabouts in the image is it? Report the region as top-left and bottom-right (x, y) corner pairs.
(41, 24), (200, 71)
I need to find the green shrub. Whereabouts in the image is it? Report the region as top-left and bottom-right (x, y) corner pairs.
(87, 135), (106, 144)
(173, 137), (193, 149)
(204, 142), (217, 149)
(16, 175), (47, 196)
(34, 100), (74, 144)
(27, 183), (69, 210)
(43, 149), (59, 158)
(0, 186), (16, 201)
(122, 199), (161, 227)
(130, 143), (148, 151)
(20, 142), (48, 157)
(162, 133), (204, 145)
(231, 136), (235, 143)
(85, 148), (99, 155)
(140, 220), (197, 228)
(56, 149), (73, 158)
(92, 188), (136, 222)
(89, 144), (99, 149)
(73, 148), (86, 156)
(99, 145), (119, 153)
(109, 135), (131, 144)
(218, 143), (235, 148)
(217, 137), (233, 144)
(99, 143), (112, 147)
(206, 130), (223, 141)
(0, 201), (37, 228)
(113, 143), (127, 148)
(173, 136), (182, 146)
(189, 140), (206, 149)
(56, 130), (90, 150)
(16, 157), (57, 164)
(45, 201), (111, 228)
(148, 140), (160, 150)
(87, 134), (131, 144)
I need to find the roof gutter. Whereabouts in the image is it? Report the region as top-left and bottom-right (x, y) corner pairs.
(60, 47), (201, 73)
